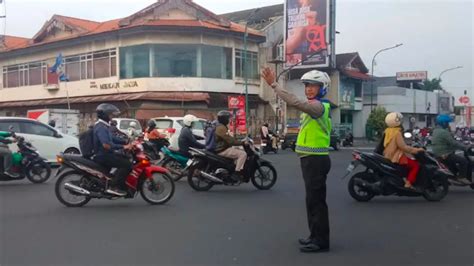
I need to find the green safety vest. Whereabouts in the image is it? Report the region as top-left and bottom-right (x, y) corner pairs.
(295, 102), (332, 155)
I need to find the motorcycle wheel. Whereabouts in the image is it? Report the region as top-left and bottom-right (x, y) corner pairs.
(55, 170), (91, 207)
(161, 157), (186, 182)
(348, 173), (375, 202)
(422, 180), (449, 202)
(25, 161), (51, 184)
(187, 164), (214, 192)
(140, 172), (175, 205)
(251, 162), (277, 190)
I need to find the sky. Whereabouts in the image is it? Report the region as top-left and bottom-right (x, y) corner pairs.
(1, 0), (472, 102)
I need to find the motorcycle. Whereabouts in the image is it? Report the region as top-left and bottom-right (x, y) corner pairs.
(186, 137), (277, 191)
(261, 134), (278, 154)
(0, 129), (51, 184)
(159, 146), (192, 182)
(342, 132), (354, 147)
(142, 138), (170, 161)
(344, 133), (452, 202)
(439, 147), (474, 189)
(54, 140), (175, 207)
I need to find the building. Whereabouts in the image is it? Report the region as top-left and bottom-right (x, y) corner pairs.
(0, 0), (267, 133)
(363, 75), (455, 131)
(223, 5), (370, 138)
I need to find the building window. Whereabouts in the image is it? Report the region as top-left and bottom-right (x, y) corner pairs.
(120, 44), (233, 79)
(65, 49), (116, 81)
(235, 49), (259, 80)
(2, 62), (47, 88)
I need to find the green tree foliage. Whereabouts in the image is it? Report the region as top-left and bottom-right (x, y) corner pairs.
(366, 107), (388, 139)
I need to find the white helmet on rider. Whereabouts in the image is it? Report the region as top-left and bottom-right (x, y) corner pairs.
(385, 112), (403, 128)
(183, 114), (198, 127)
(129, 121), (137, 128)
(300, 70), (331, 98)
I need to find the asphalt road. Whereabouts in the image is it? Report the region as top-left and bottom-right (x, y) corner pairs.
(0, 149), (472, 266)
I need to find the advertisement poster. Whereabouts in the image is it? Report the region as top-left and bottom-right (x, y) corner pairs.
(285, 0), (331, 68)
(339, 81), (355, 110)
(228, 96), (247, 135)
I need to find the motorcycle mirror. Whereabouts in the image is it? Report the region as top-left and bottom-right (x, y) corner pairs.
(404, 132), (413, 139)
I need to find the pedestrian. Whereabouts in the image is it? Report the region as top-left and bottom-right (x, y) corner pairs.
(262, 67), (332, 253)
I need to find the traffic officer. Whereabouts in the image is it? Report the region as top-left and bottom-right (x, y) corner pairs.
(262, 67), (332, 253)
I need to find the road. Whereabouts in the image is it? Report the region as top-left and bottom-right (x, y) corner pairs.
(1, 150), (472, 266)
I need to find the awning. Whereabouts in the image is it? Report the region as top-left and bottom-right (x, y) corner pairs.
(0, 92), (210, 108)
(341, 69), (371, 81)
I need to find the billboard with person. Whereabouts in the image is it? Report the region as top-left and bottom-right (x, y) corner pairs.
(284, 0), (333, 68)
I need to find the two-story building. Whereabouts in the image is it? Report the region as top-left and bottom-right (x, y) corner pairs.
(0, 0), (266, 132)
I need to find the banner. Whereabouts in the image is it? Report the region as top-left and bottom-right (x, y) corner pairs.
(227, 96), (247, 135)
(284, 0), (331, 68)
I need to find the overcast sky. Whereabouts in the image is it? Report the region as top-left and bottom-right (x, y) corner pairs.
(1, 0), (472, 102)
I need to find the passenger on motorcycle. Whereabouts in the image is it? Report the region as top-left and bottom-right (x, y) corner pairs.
(93, 103), (133, 197)
(178, 114), (205, 158)
(0, 131), (18, 177)
(144, 120), (165, 140)
(431, 114), (471, 185)
(215, 110), (247, 179)
(382, 112), (424, 189)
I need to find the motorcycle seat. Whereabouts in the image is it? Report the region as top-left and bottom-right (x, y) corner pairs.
(63, 154), (110, 174)
(202, 150), (235, 165)
(366, 152), (408, 176)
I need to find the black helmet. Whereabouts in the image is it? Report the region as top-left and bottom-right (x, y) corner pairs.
(217, 110), (231, 125)
(96, 103), (120, 122)
(147, 119), (156, 129)
(48, 120), (56, 127)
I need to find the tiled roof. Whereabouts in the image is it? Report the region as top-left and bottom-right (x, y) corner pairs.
(221, 4), (284, 30)
(0, 1), (264, 53)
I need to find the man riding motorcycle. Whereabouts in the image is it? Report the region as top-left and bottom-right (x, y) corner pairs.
(178, 114), (205, 158)
(431, 114), (471, 185)
(215, 110), (247, 180)
(93, 103), (133, 196)
(0, 131), (18, 177)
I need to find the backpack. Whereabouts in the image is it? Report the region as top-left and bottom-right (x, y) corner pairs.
(79, 127), (94, 158)
(204, 121), (217, 152)
(374, 133), (386, 155)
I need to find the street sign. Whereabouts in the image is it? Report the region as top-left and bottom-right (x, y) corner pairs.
(459, 96), (470, 104)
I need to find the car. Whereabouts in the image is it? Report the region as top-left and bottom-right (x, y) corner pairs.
(0, 117), (80, 164)
(111, 118), (143, 135)
(151, 116), (206, 149)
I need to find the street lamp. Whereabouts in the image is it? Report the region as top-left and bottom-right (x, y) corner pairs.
(244, 8), (261, 133)
(437, 66), (463, 113)
(370, 43), (403, 112)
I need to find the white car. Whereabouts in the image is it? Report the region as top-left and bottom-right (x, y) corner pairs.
(111, 118), (143, 136)
(151, 116), (206, 149)
(0, 117), (80, 163)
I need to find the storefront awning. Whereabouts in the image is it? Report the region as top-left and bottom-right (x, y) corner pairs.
(0, 92), (210, 108)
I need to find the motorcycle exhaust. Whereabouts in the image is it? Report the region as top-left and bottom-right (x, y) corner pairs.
(64, 182), (91, 196)
(200, 171), (223, 184)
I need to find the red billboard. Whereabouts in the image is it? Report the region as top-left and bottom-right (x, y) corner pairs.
(284, 0), (332, 68)
(227, 96), (247, 135)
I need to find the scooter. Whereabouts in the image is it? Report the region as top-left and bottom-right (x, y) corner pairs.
(159, 146), (192, 181)
(344, 149), (452, 202)
(261, 134), (278, 154)
(439, 147), (474, 189)
(0, 129), (51, 184)
(186, 137), (277, 191)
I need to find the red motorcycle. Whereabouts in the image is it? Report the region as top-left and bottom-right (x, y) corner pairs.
(54, 140), (175, 207)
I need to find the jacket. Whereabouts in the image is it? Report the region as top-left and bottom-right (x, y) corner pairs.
(93, 120), (127, 156)
(431, 126), (467, 157)
(383, 130), (418, 164)
(215, 124), (241, 153)
(178, 126), (205, 157)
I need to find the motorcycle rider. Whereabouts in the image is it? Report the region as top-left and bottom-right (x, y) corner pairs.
(262, 67), (332, 253)
(0, 131), (18, 177)
(431, 114), (471, 184)
(127, 121), (140, 139)
(109, 119), (129, 140)
(178, 114), (205, 158)
(215, 110), (248, 180)
(382, 112), (424, 189)
(145, 120), (165, 140)
(93, 103), (133, 197)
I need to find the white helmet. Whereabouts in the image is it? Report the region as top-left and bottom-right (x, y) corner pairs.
(129, 121), (137, 128)
(301, 70), (331, 97)
(183, 114), (198, 127)
(385, 112), (403, 128)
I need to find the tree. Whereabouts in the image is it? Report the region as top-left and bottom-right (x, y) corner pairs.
(421, 78), (442, 91)
(366, 107), (388, 140)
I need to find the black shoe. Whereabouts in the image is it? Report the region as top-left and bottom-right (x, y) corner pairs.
(298, 237), (313, 246)
(300, 243), (330, 253)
